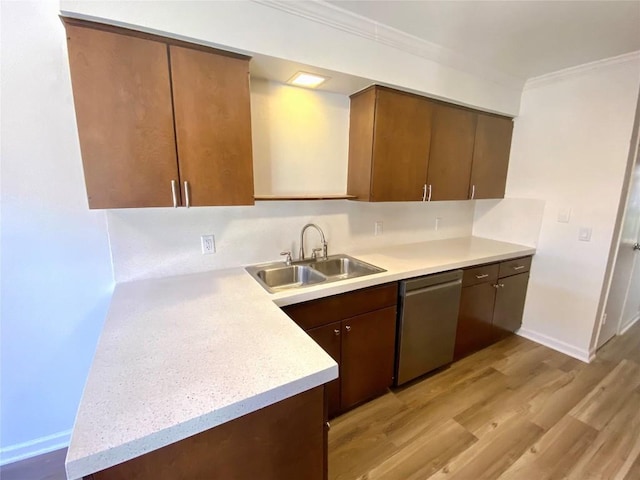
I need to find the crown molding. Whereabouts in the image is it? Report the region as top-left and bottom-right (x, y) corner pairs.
(524, 50), (640, 91)
(252, 0), (525, 91)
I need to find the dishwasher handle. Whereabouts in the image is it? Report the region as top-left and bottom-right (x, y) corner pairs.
(404, 278), (462, 297)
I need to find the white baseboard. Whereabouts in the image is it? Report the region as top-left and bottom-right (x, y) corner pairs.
(619, 314), (640, 335)
(0, 430), (70, 466)
(516, 327), (593, 363)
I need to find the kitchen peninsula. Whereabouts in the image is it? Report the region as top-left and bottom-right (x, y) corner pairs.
(66, 236), (535, 479)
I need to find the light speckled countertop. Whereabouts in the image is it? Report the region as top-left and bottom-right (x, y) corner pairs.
(66, 236), (535, 479)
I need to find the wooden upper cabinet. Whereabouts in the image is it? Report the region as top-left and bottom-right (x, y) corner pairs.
(426, 104), (477, 201)
(63, 19), (254, 209)
(469, 113), (513, 200)
(346, 84), (515, 203)
(170, 46), (254, 206)
(65, 24), (179, 209)
(347, 86), (433, 202)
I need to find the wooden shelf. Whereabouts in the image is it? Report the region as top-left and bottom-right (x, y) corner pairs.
(254, 194), (357, 201)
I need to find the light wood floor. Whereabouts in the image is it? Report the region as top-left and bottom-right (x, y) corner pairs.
(3, 321), (639, 480)
(329, 320), (640, 480)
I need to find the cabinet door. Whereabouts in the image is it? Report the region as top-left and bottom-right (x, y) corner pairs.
(426, 104), (477, 201)
(170, 46), (254, 206)
(65, 24), (179, 209)
(469, 114), (513, 200)
(493, 273), (530, 342)
(454, 283), (496, 360)
(306, 322), (342, 419)
(341, 307), (396, 411)
(370, 89), (433, 201)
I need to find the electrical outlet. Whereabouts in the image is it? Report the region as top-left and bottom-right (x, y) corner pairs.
(578, 227), (592, 242)
(201, 234), (216, 254)
(602, 312), (607, 325)
(557, 207), (571, 223)
(374, 221), (383, 236)
(435, 217), (442, 231)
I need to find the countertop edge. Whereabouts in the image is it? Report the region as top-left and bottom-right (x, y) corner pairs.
(66, 363), (338, 479)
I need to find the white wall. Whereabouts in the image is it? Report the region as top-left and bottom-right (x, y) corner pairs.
(108, 201), (475, 283)
(472, 198), (545, 248)
(505, 55), (640, 360)
(59, 0), (523, 115)
(251, 79), (349, 195)
(0, 1), (114, 464)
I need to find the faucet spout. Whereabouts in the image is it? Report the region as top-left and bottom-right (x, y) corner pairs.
(299, 223), (328, 261)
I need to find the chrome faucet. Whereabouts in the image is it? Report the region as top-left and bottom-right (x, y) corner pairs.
(299, 223), (328, 261)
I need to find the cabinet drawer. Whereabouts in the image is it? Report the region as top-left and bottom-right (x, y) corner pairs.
(499, 256), (532, 278)
(282, 283), (398, 330)
(462, 263), (499, 287)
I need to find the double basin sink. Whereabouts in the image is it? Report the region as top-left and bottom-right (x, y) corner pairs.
(246, 254), (386, 293)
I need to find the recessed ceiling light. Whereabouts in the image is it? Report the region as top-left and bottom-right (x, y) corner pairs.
(287, 72), (329, 88)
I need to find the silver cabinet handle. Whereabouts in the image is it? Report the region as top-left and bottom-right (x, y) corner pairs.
(427, 184), (432, 202)
(422, 184), (427, 202)
(513, 265), (525, 270)
(345, 325), (351, 332)
(326, 421), (331, 430)
(499, 283), (505, 288)
(171, 180), (178, 208)
(184, 181), (191, 208)
(333, 329), (340, 336)
(634, 243), (640, 251)
(476, 274), (489, 279)
(493, 284), (500, 289)
(471, 184), (476, 200)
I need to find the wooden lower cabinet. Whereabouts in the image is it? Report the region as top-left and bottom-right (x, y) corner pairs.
(283, 283), (398, 417)
(307, 322), (342, 418)
(493, 272), (530, 342)
(87, 386), (326, 480)
(454, 282), (496, 360)
(341, 307), (396, 411)
(454, 256), (532, 360)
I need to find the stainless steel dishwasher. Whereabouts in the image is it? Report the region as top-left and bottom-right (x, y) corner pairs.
(394, 269), (463, 386)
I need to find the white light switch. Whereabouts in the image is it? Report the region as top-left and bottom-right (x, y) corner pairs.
(578, 227), (592, 242)
(435, 217), (442, 231)
(374, 221), (383, 236)
(557, 207), (572, 223)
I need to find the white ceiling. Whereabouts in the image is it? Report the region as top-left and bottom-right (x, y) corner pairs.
(326, 0), (640, 80)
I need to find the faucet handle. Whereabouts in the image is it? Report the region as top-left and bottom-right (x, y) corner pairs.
(280, 251), (292, 265)
(312, 248), (323, 260)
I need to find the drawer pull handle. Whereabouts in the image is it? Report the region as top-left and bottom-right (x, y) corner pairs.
(513, 265), (525, 270)
(345, 325), (351, 332)
(475, 274), (489, 279)
(334, 329), (340, 336)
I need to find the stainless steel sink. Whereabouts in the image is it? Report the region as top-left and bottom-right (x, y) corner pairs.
(255, 265), (326, 291)
(246, 254), (386, 293)
(309, 256), (385, 279)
